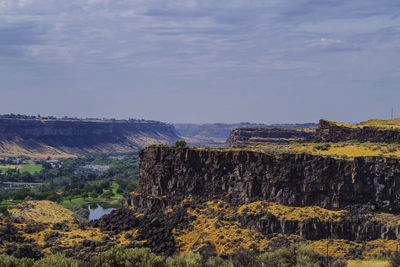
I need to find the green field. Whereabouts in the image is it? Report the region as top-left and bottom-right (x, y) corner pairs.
(20, 164), (43, 174)
(0, 164), (42, 174)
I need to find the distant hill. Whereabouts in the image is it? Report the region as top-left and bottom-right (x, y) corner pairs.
(0, 118), (180, 158)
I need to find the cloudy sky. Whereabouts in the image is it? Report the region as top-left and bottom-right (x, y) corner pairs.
(1, 0), (400, 123)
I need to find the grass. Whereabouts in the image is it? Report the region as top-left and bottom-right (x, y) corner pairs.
(111, 183), (123, 198)
(347, 260), (390, 267)
(326, 118), (400, 130)
(194, 142), (400, 160)
(0, 200), (22, 208)
(238, 201), (348, 222)
(291, 142), (400, 159)
(0, 164), (43, 174)
(20, 164), (43, 174)
(173, 200), (271, 255)
(8, 200), (74, 223)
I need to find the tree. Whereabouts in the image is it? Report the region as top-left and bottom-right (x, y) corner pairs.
(175, 140), (187, 148)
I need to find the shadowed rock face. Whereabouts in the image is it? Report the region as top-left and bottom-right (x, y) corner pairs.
(226, 127), (314, 146)
(308, 119), (400, 143)
(0, 119), (180, 156)
(134, 146), (400, 212)
(121, 146), (400, 254)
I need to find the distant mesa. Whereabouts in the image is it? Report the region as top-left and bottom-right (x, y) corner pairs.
(226, 126), (315, 146)
(0, 116), (180, 158)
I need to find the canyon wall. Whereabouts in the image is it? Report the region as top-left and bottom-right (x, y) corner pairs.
(0, 119), (180, 157)
(133, 146), (400, 212)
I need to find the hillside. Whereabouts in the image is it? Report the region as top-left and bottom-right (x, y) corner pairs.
(0, 118), (180, 158)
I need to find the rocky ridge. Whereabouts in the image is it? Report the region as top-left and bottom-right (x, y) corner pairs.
(308, 119), (400, 143)
(226, 127), (314, 146)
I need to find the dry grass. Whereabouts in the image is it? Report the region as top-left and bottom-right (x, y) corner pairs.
(327, 118), (400, 130)
(238, 201), (347, 222)
(310, 239), (362, 258)
(173, 200), (270, 255)
(291, 143), (400, 159)
(194, 141), (400, 160)
(8, 201), (74, 224)
(347, 260), (390, 267)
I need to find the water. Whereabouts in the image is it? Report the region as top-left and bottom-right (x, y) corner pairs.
(87, 203), (115, 221)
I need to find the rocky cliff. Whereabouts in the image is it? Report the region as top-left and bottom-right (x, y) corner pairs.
(226, 127), (314, 146)
(120, 146), (400, 256)
(0, 119), (180, 158)
(308, 119), (400, 143)
(133, 146), (400, 211)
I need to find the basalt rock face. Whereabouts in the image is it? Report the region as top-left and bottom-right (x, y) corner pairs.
(308, 119), (400, 143)
(123, 146), (400, 255)
(134, 146), (400, 212)
(0, 119), (180, 157)
(226, 127), (314, 146)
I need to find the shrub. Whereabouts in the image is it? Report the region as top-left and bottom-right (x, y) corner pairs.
(257, 243), (320, 267)
(205, 256), (233, 267)
(331, 259), (347, 267)
(391, 251), (400, 267)
(32, 253), (80, 267)
(175, 141), (187, 148)
(0, 254), (34, 267)
(90, 246), (165, 267)
(230, 248), (258, 267)
(166, 252), (203, 267)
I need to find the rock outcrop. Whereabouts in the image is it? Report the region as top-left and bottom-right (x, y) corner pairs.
(226, 127), (314, 146)
(133, 146), (400, 212)
(308, 119), (400, 143)
(0, 118), (180, 158)
(121, 145), (400, 256)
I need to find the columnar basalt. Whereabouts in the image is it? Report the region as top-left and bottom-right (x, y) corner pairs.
(134, 146), (400, 212)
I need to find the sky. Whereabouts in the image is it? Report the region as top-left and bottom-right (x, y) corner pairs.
(1, 0), (400, 123)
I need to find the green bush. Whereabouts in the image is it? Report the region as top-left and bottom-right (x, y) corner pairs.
(166, 252), (203, 267)
(0, 254), (34, 267)
(175, 141), (187, 148)
(32, 254), (80, 267)
(257, 243), (320, 267)
(90, 246), (165, 267)
(205, 256), (233, 267)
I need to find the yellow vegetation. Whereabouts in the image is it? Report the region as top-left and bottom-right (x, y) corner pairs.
(291, 143), (400, 159)
(194, 142), (400, 160)
(310, 239), (362, 258)
(347, 260), (390, 267)
(374, 212), (400, 226)
(327, 118), (400, 130)
(360, 119), (400, 129)
(173, 200), (270, 255)
(8, 201), (74, 223)
(363, 239), (400, 257)
(238, 201), (347, 222)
